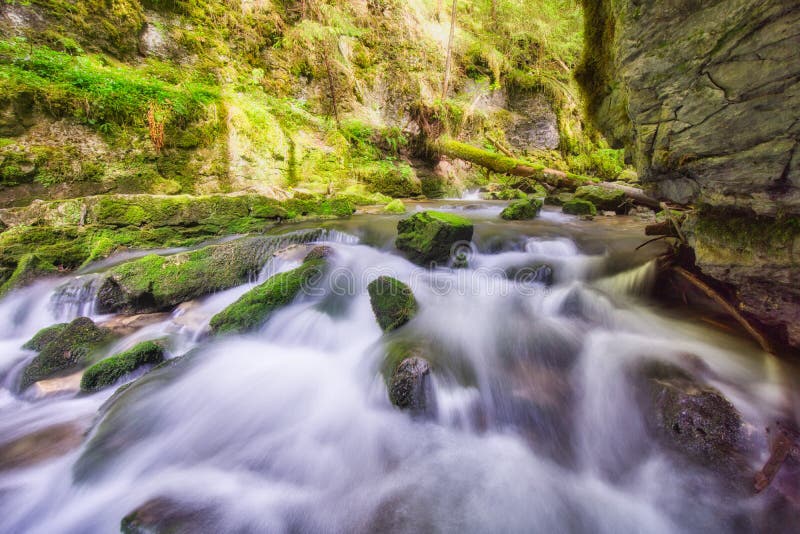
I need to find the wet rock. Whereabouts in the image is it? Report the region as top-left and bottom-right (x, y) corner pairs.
(19, 317), (116, 391)
(367, 276), (418, 332)
(0, 253), (57, 295)
(562, 199), (596, 216)
(388, 357), (434, 415)
(30, 370), (83, 398)
(395, 211), (474, 265)
(80, 341), (166, 393)
(209, 249), (329, 335)
(574, 185), (626, 213)
(99, 312), (171, 336)
(121, 497), (218, 534)
(505, 263), (554, 286)
(0, 421), (86, 472)
(383, 199), (406, 214)
(636, 360), (747, 472)
(500, 198), (543, 221)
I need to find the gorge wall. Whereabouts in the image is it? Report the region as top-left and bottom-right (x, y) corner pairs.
(577, 0), (800, 349)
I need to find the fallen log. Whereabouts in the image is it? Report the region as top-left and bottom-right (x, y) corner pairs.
(429, 137), (661, 208)
(645, 221), (679, 237)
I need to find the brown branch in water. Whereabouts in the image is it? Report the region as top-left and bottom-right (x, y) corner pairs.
(755, 427), (795, 492)
(672, 266), (773, 354)
(635, 235), (670, 250)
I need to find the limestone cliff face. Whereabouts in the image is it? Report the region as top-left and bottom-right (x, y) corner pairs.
(578, 1), (800, 349)
(578, 0), (800, 213)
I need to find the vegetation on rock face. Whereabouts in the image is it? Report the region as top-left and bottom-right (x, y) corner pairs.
(500, 197), (543, 220)
(22, 322), (67, 352)
(20, 317), (116, 390)
(562, 198), (596, 216)
(80, 340), (166, 392)
(395, 210), (474, 266)
(367, 276), (418, 332)
(383, 199), (406, 214)
(209, 249), (329, 335)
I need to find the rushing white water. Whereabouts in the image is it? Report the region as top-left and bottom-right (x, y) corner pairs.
(0, 205), (796, 533)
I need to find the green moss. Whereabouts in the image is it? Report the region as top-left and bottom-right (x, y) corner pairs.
(80, 341), (166, 392)
(562, 199), (597, 216)
(395, 211), (474, 266)
(20, 317), (116, 390)
(500, 198), (543, 220)
(574, 185), (626, 212)
(431, 137), (545, 176)
(355, 160), (422, 198)
(383, 199), (406, 214)
(0, 253), (57, 296)
(209, 255), (328, 335)
(367, 276), (418, 332)
(22, 322), (68, 351)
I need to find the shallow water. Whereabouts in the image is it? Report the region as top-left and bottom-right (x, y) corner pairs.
(0, 203), (797, 533)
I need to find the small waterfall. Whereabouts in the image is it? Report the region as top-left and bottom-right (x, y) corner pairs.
(50, 275), (102, 320)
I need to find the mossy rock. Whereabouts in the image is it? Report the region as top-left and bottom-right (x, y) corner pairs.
(383, 199), (406, 214)
(96, 236), (289, 314)
(367, 276), (418, 332)
(562, 199), (597, 216)
(0, 253), (57, 295)
(500, 198), (543, 220)
(22, 322), (68, 352)
(574, 185), (626, 213)
(19, 317), (116, 390)
(209, 250), (329, 335)
(80, 341), (166, 393)
(544, 192), (574, 206)
(490, 188), (528, 201)
(395, 211), (474, 266)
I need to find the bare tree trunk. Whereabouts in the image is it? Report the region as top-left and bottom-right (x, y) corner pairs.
(441, 0), (457, 100)
(490, 0), (497, 27)
(436, 0), (442, 21)
(320, 45), (341, 129)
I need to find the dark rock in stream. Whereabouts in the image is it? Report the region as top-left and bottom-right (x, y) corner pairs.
(388, 357), (435, 416)
(635, 360), (748, 476)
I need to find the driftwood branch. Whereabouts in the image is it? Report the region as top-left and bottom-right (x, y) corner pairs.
(672, 266), (773, 354)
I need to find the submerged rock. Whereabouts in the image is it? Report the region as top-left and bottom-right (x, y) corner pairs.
(121, 497), (218, 534)
(395, 211), (474, 265)
(367, 276), (418, 332)
(209, 248), (329, 335)
(388, 357), (434, 415)
(562, 199), (596, 216)
(574, 185), (626, 213)
(636, 360), (746, 472)
(500, 198), (543, 220)
(544, 192), (574, 206)
(19, 317), (116, 391)
(0, 421), (86, 472)
(80, 341), (166, 392)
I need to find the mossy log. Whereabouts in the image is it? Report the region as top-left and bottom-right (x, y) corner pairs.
(429, 137), (660, 208)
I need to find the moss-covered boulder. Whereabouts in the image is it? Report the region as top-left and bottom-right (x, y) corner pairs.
(95, 235), (315, 314)
(574, 185), (626, 213)
(383, 199), (406, 214)
(500, 198), (543, 220)
(209, 248), (329, 335)
(367, 276), (418, 332)
(544, 192), (574, 206)
(80, 341), (166, 393)
(395, 211), (474, 265)
(20, 317), (116, 390)
(22, 323), (68, 351)
(388, 356), (434, 415)
(562, 199), (597, 216)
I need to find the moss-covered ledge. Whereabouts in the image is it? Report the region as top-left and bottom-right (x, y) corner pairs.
(684, 207), (800, 349)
